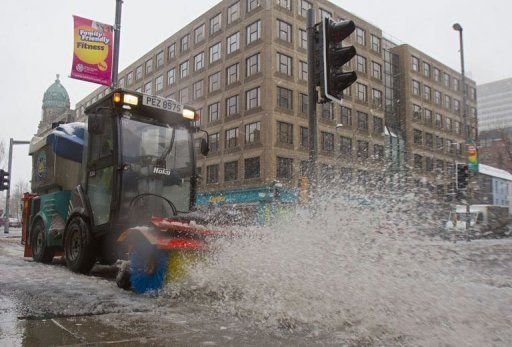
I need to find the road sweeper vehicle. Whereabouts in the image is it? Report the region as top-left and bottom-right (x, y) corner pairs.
(22, 89), (220, 293)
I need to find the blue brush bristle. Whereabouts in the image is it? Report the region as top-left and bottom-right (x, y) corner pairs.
(130, 250), (170, 294)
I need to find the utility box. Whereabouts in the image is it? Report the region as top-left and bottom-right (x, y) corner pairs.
(29, 123), (86, 195)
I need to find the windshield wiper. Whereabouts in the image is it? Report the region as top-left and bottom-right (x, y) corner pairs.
(159, 125), (176, 162)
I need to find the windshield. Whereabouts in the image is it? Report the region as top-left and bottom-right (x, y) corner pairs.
(120, 115), (194, 221)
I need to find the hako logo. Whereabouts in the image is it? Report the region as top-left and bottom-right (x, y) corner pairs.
(153, 167), (171, 176)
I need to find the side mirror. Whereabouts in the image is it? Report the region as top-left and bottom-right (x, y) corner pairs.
(88, 113), (105, 135)
(200, 138), (210, 156)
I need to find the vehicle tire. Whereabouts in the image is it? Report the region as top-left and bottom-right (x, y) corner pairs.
(31, 220), (55, 264)
(64, 216), (97, 274)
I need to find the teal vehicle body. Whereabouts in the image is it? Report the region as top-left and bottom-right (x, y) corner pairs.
(29, 191), (71, 248)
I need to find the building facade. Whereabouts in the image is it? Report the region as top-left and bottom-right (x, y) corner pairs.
(391, 44), (477, 197)
(38, 75), (74, 135)
(478, 77), (512, 131)
(479, 128), (512, 172)
(75, 0), (476, 200)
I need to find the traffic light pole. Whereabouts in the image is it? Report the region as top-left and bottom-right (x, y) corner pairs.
(3, 139), (30, 234)
(307, 9), (318, 189)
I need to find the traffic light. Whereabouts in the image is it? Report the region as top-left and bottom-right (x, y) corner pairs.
(456, 163), (469, 191)
(319, 18), (358, 103)
(0, 169), (9, 191)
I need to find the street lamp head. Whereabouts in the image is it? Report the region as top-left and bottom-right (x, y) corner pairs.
(453, 23), (463, 32)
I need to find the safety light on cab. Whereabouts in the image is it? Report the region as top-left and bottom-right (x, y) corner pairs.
(123, 94), (139, 106)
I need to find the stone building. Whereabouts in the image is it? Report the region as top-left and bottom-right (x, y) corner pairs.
(75, 0), (477, 200)
(38, 75), (74, 135)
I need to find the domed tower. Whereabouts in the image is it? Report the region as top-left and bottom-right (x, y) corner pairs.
(38, 74), (72, 134)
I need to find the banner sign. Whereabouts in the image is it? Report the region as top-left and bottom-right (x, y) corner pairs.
(467, 140), (479, 172)
(70, 15), (113, 86)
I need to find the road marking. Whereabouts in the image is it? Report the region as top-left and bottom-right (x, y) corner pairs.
(51, 318), (85, 343)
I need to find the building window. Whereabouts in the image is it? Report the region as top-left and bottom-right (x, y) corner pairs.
(321, 103), (332, 120)
(433, 68), (440, 82)
(300, 126), (309, 148)
(424, 109), (432, 125)
(434, 90), (441, 104)
(127, 72), (134, 85)
(145, 59), (153, 75)
(194, 52), (205, 71)
(436, 160), (444, 173)
(277, 86), (293, 110)
(411, 56), (419, 71)
(423, 62), (430, 78)
(245, 157), (260, 179)
(209, 42), (221, 63)
(372, 89), (383, 108)
(412, 80), (420, 95)
(454, 99), (461, 113)
(179, 87), (189, 103)
(355, 27), (366, 46)
(207, 164), (219, 184)
(226, 95), (239, 116)
(155, 75), (163, 91)
(181, 34), (190, 52)
(443, 72), (450, 88)
(225, 127), (239, 148)
(144, 81), (152, 94)
(208, 102), (220, 122)
(135, 65), (142, 80)
(413, 129), (422, 145)
(299, 61), (308, 81)
(193, 80), (203, 99)
(168, 43), (176, 61)
(246, 53), (260, 77)
(167, 68), (175, 86)
(277, 19), (292, 42)
(246, 20), (261, 44)
(228, 2), (240, 24)
(321, 132), (334, 152)
(156, 51), (164, 68)
(277, 157), (293, 180)
(374, 144), (384, 160)
(357, 140), (369, 159)
(436, 136), (444, 150)
(194, 24), (205, 43)
(247, 0), (260, 12)
(246, 122), (261, 144)
(453, 79), (460, 92)
(423, 85), (431, 100)
(208, 133), (219, 152)
(179, 61), (189, 78)
(227, 32), (240, 54)
(414, 154), (423, 170)
(425, 133), (433, 148)
(208, 72), (221, 93)
(299, 29), (307, 49)
(277, 121), (293, 144)
(210, 13), (222, 34)
(226, 63), (240, 85)
(246, 87), (260, 110)
(372, 61), (382, 80)
(435, 113), (443, 129)
(373, 116), (383, 134)
(299, 0), (312, 17)
(277, 53), (292, 75)
(319, 8), (332, 19)
(341, 106), (352, 126)
(425, 157), (434, 172)
(340, 136), (352, 155)
(357, 111), (368, 131)
(356, 83), (368, 102)
(300, 93), (308, 114)
(371, 34), (381, 53)
(444, 95), (451, 110)
(445, 117), (452, 132)
(224, 161), (238, 182)
(356, 55), (367, 73)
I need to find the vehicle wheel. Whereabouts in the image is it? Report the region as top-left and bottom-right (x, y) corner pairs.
(64, 216), (97, 274)
(129, 240), (169, 294)
(31, 220), (55, 264)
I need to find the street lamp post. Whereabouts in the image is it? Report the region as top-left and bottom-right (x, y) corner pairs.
(453, 23), (471, 229)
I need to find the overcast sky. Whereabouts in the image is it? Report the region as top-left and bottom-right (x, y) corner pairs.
(1, 0), (511, 186)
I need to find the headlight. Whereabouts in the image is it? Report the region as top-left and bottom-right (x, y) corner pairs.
(182, 109), (196, 120)
(123, 94), (139, 106)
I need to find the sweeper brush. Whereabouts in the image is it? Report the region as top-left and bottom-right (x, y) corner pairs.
(116, 217), (227, 293)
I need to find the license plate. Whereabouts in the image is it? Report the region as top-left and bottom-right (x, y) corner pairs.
(142, 94), (183, 113)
